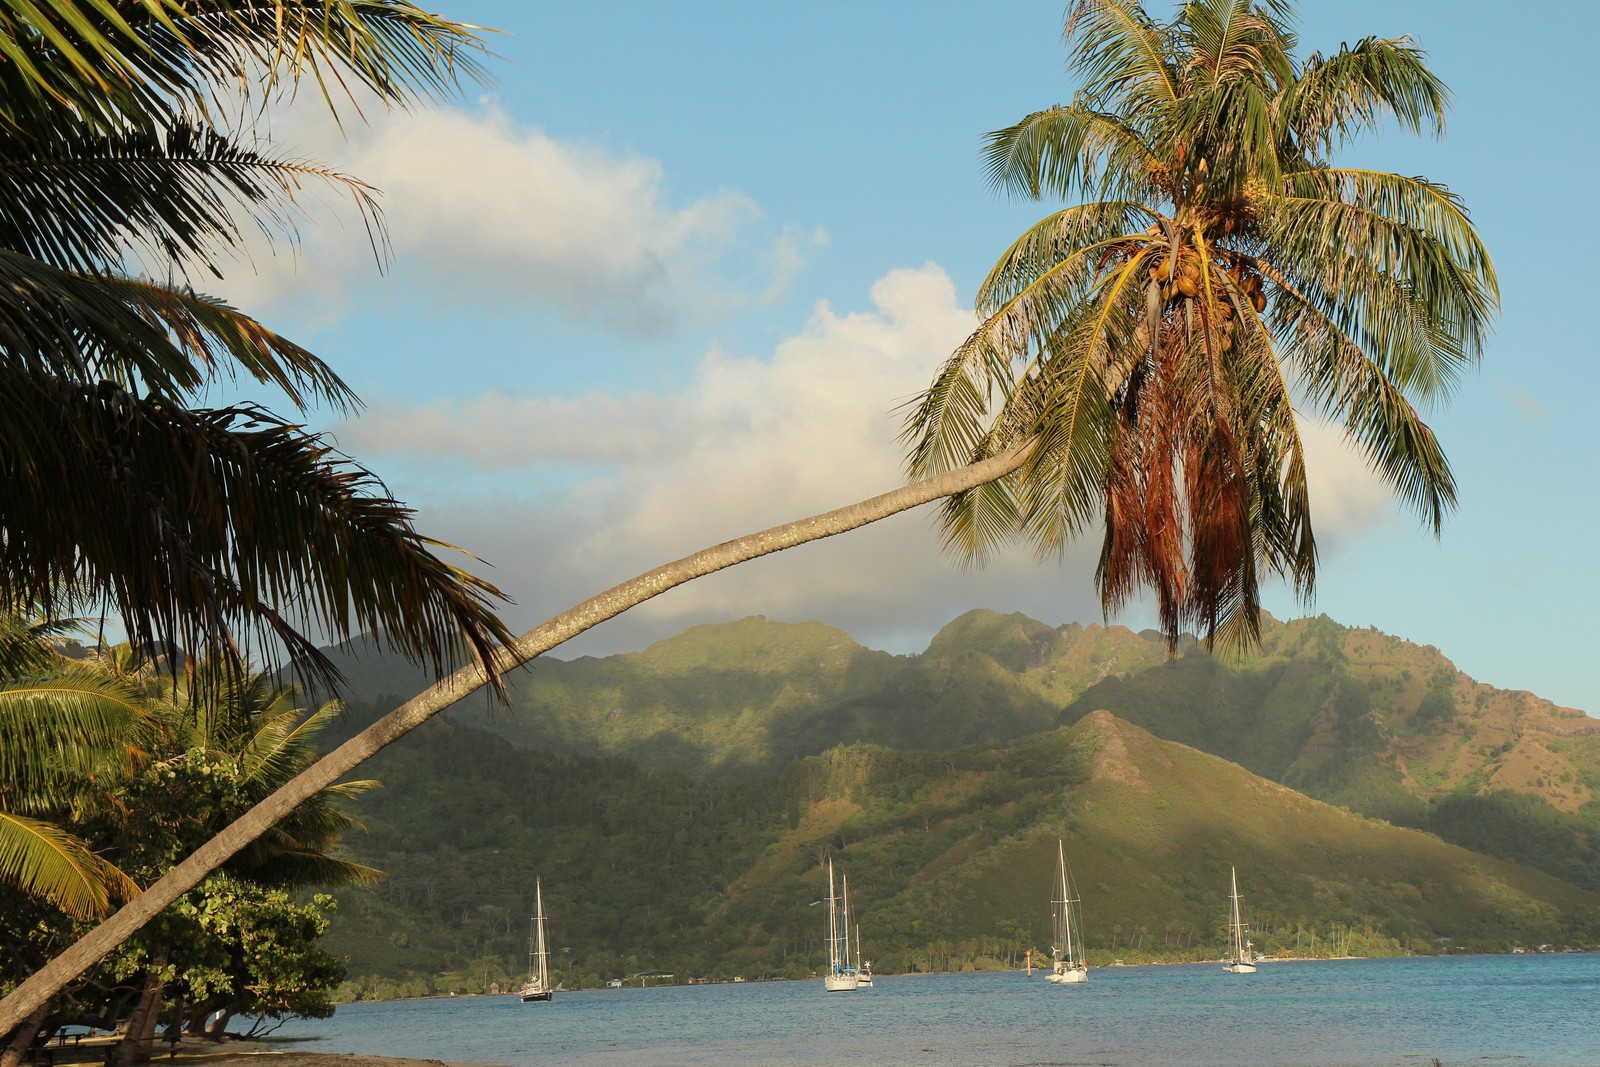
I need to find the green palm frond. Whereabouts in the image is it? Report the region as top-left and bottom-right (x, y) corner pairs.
(1066, 0), (1182, 113)
(229, 833), (382, 888)
(0, 609), (70, 678)
(234, 695), (338, 788)
(0, 105), (385, 279)
(983, 107), (1160, 202)
(0, 251), (357, 410)
(0, 667), (157, 805)
(0, 381), (514, 694)
(0, 810), (138, 920)
(0, 1), (487, 130)
(1283, 33), (1448, 153)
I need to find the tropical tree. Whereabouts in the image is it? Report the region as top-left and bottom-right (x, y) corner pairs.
(0, 0), (514, 692)
(0, 0), (1496, 1033)
(0, 611), (151, 922)
(1, 652), (374, 1064)
(907, 0), (1495, 651)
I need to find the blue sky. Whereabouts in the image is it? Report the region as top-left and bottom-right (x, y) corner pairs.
(219, 1), (1599, 714)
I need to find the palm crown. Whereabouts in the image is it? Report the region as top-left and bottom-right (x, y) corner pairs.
(907, 0), (1497, 650)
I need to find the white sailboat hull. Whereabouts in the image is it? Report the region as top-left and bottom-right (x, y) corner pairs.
(823, 973), (859, 991)
(1223, 961), (1257, 974)
(1047, 966), (1088, 984)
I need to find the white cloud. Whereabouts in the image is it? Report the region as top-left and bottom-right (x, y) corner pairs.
(338, 266), (1405, 658)
(1295, 417), (1400, 543)
(213, 100), (800, 336)
(346, 264), (1112, 654)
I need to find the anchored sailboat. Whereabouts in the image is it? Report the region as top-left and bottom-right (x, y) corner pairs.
(519, 879), (553, 1002)
(1046, 839), (1088, 984)
(1223, 867), (1257, 974)
(823, 859), (858, 991)
(854, 922), (874, 987)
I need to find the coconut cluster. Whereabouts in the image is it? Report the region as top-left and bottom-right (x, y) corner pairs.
(1137, 225), (1269, 355)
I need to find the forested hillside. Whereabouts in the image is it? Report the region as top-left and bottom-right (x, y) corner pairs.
(319, 611), (1600, 896)
(319, 704), (1600, 1000)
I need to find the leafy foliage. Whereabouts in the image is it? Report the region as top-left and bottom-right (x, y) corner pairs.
(0, 646), (368, 1042)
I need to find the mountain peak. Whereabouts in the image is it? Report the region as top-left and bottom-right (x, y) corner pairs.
(633, 616), (862, 674)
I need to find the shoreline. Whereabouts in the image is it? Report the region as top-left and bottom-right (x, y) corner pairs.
(160, 1036), (510, 1067)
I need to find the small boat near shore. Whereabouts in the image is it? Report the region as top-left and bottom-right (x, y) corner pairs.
(855, 923), (874, 987)
(1223, 867), (1257, 975)
(1046, 839), (1088, 985)
(519, 879), (553, 1002)
(823, 860), (858, 991)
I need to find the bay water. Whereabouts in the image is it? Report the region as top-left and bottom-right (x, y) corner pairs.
(272, 954), (1597, 1066)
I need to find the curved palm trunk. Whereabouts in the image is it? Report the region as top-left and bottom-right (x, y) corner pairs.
(0, 445), (1029, 1034)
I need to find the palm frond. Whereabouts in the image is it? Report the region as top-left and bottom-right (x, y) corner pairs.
(1284, 33), (1448, 154)
(1066, 0), (1182, 113)
(0, 1), (488, 131)
(982, 106), (1160, 202)
(0, 106), (385, 279)
(0, 381), (514, 695)
(0, 667), (157, 804)
(0, 809), (138, 920)
(0, 252), (358, 410)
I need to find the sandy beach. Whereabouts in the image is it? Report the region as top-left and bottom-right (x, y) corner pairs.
(36, 1035), (505, 1067)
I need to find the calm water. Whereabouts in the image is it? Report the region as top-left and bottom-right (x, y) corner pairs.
(273, 955), (1598, 1067)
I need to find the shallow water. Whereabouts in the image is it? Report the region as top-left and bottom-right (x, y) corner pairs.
(273, 954), (1599, 1067)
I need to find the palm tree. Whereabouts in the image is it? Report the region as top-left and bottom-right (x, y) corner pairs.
(0, 0), (1497, 1032)
(0, 615), (150, 921)
(908, 0), (1495, 651)
(0, 0), (513, 693)
(165, 661), (380, 891)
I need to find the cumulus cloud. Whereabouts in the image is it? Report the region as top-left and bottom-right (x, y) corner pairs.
(213, 100), (797, 336)
(335, 265), (1403, 658)
(1295, 417), (1398, 543)
(342, 264), (1114, 655)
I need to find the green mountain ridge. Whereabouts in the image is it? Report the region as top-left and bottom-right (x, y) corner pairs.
(319, 610), (1599, 896)
(319, 707), (1600, 998)
(308, 609), (1600, 996)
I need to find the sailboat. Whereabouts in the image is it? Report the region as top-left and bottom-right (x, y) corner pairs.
(1222, 866), (1257, 974)
(519, 879), (553, 1002)
(1045, 839), (1088, 984)
(854, 922), (874, 987)
(823, 859), (858, 991)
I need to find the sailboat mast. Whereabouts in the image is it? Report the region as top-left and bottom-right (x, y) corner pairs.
(827, 860), (840, 974)
(1058, 840), (1076, 965)
(535, 878), (549, 985)
(842, 873), (853, 972)
(1230, 867), (1243, 960)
